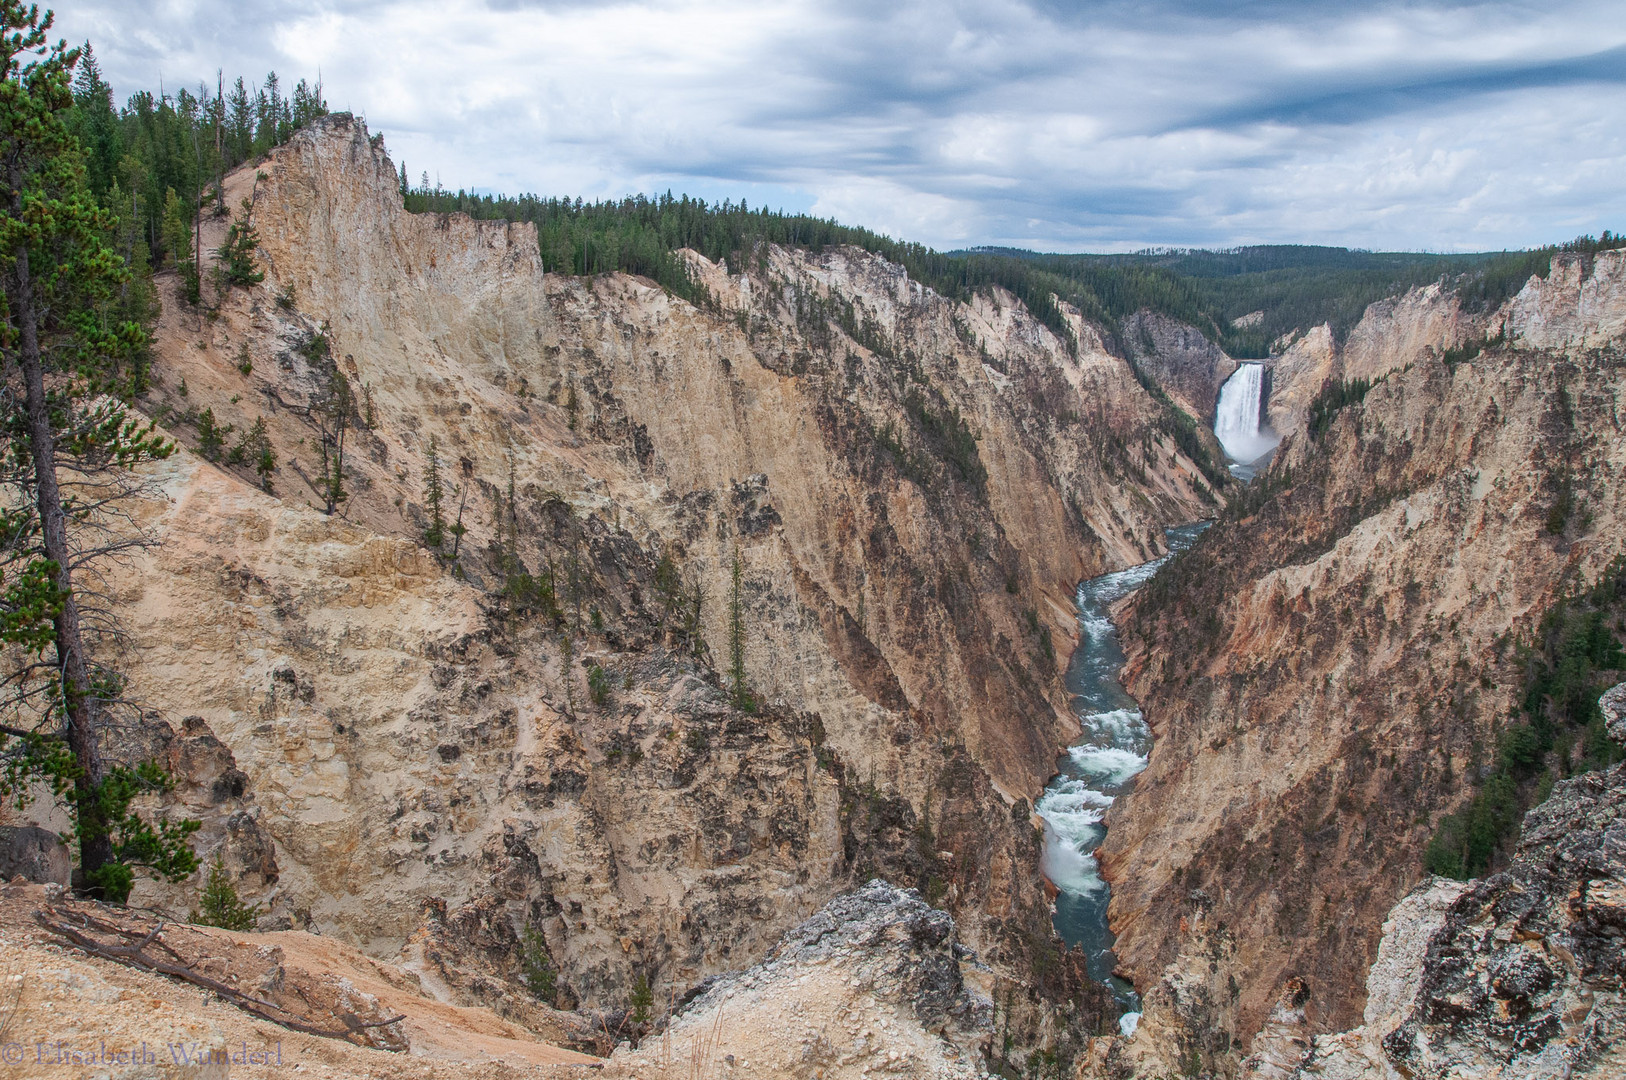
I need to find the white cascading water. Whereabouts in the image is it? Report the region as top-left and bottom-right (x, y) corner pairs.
(1213, 362), (1279, 465)
(1035, 522), (1209, 1037)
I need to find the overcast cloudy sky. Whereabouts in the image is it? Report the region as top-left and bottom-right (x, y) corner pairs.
(56, 0), (1626, 252)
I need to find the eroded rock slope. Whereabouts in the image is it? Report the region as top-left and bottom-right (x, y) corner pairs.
(64, 113), (1216, 1041)
(1096, 258), (1626, 1071)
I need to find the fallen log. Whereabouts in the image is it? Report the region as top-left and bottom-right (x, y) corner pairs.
(33, 910), (406, 1047)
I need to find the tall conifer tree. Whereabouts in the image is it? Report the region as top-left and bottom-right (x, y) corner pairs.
(0, 3), (191, 898)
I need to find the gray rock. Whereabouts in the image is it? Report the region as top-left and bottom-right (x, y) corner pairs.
(1600, 681), (1626, 744)
(1377, 762), (1626, 1079)
(678, 879), (990, 1032)
(0, 825), (71, 886)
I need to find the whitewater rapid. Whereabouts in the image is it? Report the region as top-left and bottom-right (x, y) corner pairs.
(1036, 522), (1209, 1031)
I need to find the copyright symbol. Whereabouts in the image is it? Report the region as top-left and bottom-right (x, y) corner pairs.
(1, 1043), (24, 1064)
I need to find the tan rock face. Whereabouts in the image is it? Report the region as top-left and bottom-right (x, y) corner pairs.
(1263, 284), (1469, 437)
(1100, 323), (1626, 1070)
(1263, 251), (1626, 439)
(86, 113), (1214, 1019)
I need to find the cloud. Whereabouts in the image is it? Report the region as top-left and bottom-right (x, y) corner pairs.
(55, 0), (1626, 251)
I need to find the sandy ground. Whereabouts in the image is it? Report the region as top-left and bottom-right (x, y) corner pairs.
(0, 881), (598, 1079)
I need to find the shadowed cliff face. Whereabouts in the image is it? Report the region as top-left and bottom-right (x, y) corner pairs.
(1101, 320), (1626, 1068)
(101, 113), (1214, 1024)
(1244, 754), (1626, 1080)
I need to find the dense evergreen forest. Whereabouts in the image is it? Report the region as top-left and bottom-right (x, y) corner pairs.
(405, 180), (1624, 358)
(60, 45), (328, 380)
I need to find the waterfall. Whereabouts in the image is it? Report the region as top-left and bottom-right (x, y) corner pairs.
(1214, 362), (1279, 465)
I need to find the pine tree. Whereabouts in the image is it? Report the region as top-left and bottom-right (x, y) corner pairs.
(0, 5), (195, 899)
(190, 853), (260, 931)
(559, 631), (577, 716)
(217, 199), (263, 287)
(228, 416), (275, 490)
(423, 435), (445, 549)
(630, 974), (653, 1025)
(313, 361), (350, 514)
(195, 407), (228, 460)
(226, 76), (253, 162)
(448, 482), (468, 558)
(520, 925), (556, 1000)
(159, 187), (192, 268)
(728, 549), (755, 712)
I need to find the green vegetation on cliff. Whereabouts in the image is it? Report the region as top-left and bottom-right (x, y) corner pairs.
(1426, 559), (1626, 879)
(404, 184), (1622, 378)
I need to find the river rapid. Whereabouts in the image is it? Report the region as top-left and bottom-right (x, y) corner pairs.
(1035, 522), (1208, 1035)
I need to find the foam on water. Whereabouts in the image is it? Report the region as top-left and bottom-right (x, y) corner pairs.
(1079, 707), (1148, 748)
(1067, 745), (1150, 788)
(1041, 521), (1210, 1017)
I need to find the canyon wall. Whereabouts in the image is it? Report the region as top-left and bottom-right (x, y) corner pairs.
(1096, 253), (1626, 1072)
(88, 114), (1215, 1026)
(1249, 755), (1625, 1080)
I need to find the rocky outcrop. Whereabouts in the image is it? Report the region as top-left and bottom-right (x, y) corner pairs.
(1246, 760), (1626, 1079)
(0, 826), (71, 886)
(604, 879), (992, 1079)
(1264, 282), (1472, 436)
(1264, 252), (1626, 437)
(1601, 682), (1626, 744)
(1100, 324), (1626, 1066)
(1506, 250), (1626, 351)
(1123, 309), (1238, 421)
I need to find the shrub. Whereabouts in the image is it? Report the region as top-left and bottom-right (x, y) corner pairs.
(190, 853), (260, 931)
(587, 663), (611, 708)
(520, 925), (557, 1001)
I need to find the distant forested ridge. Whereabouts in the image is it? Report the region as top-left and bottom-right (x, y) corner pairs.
(983, 239), (1626, 356)
(404, 182), (1622, 361)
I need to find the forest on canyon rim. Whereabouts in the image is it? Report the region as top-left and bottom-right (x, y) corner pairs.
(1, 8), (1625, 1080)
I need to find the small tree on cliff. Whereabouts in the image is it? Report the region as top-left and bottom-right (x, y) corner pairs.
(217, 199), (263, 287)
(727, 548), (755, 713)
(304, 335), (351, 515)
(0, 4), (196, 900)
(190, 853), (259, 930)
(422, 435), (445, 549)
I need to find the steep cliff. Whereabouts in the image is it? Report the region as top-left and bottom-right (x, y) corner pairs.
(1094, 254), (1626, 1070)
(1264, 281), (1476, 436)
(72, 113), (1216, 1035)
(1249, 755), (1625, 1080)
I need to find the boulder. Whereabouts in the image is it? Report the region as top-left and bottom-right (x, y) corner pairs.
(0, 825), (71, 886)
(1600, 681), (1626, 744)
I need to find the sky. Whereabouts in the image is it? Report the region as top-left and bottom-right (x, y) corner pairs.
(56, 0), (1626, 253)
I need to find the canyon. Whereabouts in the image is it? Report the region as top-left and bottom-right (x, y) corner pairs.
(7, 113), (1625, 1080)
(54, 113), (1214, 1069)
(1100, 251), (1626, 1075)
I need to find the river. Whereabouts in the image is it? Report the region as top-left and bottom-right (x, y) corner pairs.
(1035, 522), (1209, 1035)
